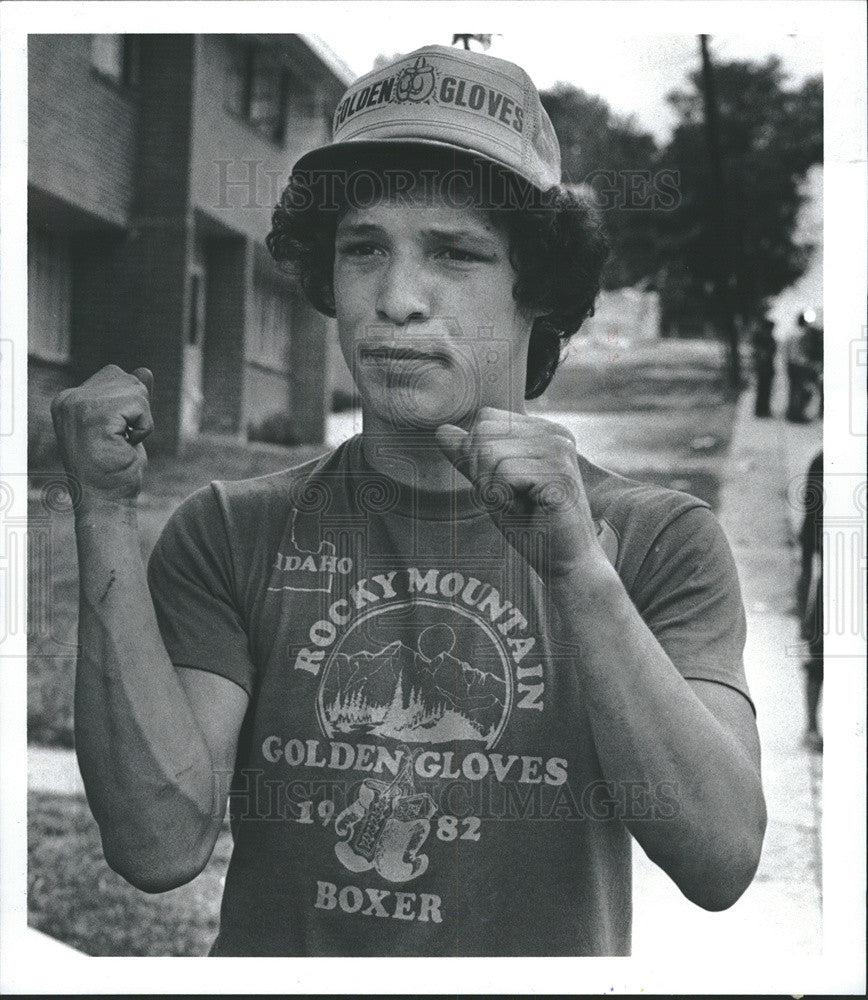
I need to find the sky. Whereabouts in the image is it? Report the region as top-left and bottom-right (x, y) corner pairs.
(315, 31), (822, 143)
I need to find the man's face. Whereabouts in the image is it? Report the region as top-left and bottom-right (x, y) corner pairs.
(333, 192), (535, 431)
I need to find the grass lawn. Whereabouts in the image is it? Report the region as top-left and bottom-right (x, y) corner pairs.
(28, 791), (230, 956)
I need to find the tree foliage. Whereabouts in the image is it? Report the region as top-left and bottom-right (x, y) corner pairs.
(540, 84), (663, 289)
(659, 57), (823, 331)
(539, 56), (823, 334)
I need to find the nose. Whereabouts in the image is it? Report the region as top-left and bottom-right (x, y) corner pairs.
(375, 255), (430, 326)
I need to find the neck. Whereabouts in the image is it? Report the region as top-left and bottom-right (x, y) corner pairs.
(358, 399), (526, 491)
(360, 419), (465, 492)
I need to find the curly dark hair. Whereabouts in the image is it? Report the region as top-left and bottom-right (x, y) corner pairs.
(266, 148), (609, 399)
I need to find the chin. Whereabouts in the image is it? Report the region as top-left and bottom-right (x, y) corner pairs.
(367, 387), (477, 431)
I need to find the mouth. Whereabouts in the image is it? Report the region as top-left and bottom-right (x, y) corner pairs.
(359, 346), (450, 366)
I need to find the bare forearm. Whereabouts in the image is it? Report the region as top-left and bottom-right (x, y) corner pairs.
(549, 558), (765, 909)
(74, 501), (220, 890)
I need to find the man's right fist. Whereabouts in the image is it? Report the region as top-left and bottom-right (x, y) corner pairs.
(51, 365), (155, 505)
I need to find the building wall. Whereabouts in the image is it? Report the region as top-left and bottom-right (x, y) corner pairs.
(199, 232), (250, 436)
(189, 35), (342, 445)
(28, 35), (192, 457)
(28, 32), (138, 459)
(28, 359), (70, 467)
(243, 363), (293, 438)
(27, 219), (130, 465)
(118, 35), (197, 453)
(189, 35), (334, 243)
(28, 33), (344, 458)
(70, 232), (129, 378)
(28, 35), (137, 228)
(288, 298), (333, 443)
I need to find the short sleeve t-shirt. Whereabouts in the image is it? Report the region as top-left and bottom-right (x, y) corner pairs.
(148, 435), (751, 956)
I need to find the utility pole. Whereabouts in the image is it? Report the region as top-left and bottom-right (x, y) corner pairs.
(452, 35), (492, 52)
(699, 34), (741, 387)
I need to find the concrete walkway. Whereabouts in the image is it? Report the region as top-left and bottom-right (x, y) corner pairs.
(632, 386), (823, 956)
(29, 388), (824, 957)
(28, 743), (86, 797)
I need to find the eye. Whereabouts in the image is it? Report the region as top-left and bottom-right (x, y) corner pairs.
(337, 241), (386, 259)
(433, 246), (490, 264)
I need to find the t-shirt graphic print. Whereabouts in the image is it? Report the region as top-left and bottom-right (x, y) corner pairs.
(148, 434), (751, 956)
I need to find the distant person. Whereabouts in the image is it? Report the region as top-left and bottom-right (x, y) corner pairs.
(751, 317), (777, 418)
(803, 313), (823, 419)
(798, 450), (824, 752)
(785, 310), (822, 423)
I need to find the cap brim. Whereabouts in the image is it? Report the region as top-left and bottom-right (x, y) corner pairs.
(293, 138), (525, 184)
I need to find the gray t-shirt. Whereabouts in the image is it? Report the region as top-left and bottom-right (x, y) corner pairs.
(148, 434), (751, 956)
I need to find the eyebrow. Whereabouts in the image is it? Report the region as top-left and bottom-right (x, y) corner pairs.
(336, 222), (500, 244)
(423, 226), (499, 243)
(335, 223), (386, 238)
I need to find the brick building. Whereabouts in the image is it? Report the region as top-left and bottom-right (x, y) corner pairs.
(28, 34), (352, 458)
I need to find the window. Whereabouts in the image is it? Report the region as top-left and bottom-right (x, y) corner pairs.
(224, 43), (250, 119)
(249, 276), (293, 372)
(91, 35), (138, 87)
(224, 41), (289, 144)
(249, 51), (289, 141)
(28, 231), (72, 363)
(286, 81), (328, 138)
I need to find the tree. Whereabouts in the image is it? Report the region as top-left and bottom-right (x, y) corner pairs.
(658, 57), (822, 335)
(540, 84), (665, 289)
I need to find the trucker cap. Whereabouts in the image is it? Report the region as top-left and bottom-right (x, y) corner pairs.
(292, 44), (562, 192)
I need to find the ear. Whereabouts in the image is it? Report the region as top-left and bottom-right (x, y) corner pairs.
(316, 280), (336, 317)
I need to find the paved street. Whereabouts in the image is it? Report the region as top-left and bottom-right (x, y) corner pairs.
(28, 382), (824, 957)
(632, 381), (823, 957)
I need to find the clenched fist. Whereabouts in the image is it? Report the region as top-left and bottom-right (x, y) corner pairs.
(435, 407), (603, 580)
(51, 364), (155, 507)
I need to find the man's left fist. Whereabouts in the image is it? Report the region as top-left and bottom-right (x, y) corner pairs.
(435, 408), (602, 579)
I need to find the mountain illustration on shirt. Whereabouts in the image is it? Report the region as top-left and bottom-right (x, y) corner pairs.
(320, 623), (507, 744)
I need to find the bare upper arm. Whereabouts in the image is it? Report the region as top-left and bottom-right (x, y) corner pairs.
(688, 677), (762, 775)
(176, 666), (249, 775)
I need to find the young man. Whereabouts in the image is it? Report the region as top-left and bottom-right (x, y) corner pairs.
(51, 44), (765, 956)
(752, 317), (777, 418)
